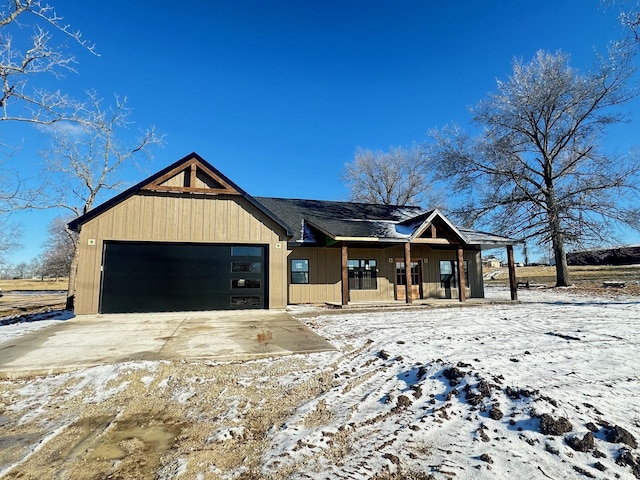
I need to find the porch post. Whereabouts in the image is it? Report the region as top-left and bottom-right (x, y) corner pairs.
(404, 241), (412, 304)
(457, 246), (466, 302)
(341, 242), (349, 306)
(507, 245), (518, 301)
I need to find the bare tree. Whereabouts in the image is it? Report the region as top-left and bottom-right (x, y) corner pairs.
(40, 215), (75, 280)
(0, 215), (21, 263)
(0, 0), (96, 125)
(427, 49), (640, 287)
(605, 0), (640, 43)
(40, 93), (163, 308)
(13, 261), (27, 278)
(29, 255), (44, 279)
(0, 1), (96, 249)
(342, 146), (430, 206)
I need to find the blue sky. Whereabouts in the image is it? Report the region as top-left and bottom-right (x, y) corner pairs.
(4, 0), (639, 264)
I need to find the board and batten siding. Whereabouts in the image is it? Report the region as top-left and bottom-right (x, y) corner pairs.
(74, 193), (289, 314)
(287, 245), (484, 304)
(425, 248), (483, 299)
(288, 247), (341, 304)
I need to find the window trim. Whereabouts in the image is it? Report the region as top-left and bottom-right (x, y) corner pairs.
(291, 258), (309, 284)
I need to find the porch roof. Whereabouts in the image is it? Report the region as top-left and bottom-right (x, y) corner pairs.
(255, 197), (520, 248)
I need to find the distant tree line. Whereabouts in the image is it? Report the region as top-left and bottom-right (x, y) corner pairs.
(0, 216), (76, 280)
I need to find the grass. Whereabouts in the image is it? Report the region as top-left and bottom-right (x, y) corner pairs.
(485, 264), (640, 286)
(0, 278), (69, 292)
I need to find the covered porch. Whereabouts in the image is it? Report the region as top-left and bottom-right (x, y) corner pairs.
(337, 240), (521, 307)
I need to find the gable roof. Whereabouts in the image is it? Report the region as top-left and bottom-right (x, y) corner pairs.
(67, 153), (520, 249)
(67, 152), (294, 236)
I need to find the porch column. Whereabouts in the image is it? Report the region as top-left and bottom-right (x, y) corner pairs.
(507, 245), (518, 301)
(404, 241), (412, 304)
(341, 243), (349, 306)
(457, 246), (466, 302)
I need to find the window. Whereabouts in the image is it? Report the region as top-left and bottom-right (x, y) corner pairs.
(291, 259), (309, 284)
(439, 260), (468, 289)
(348, 259), (377, 290)
(396, 261), (420, 286)
(231, 278), (261, 289)
(231, 262), (261, 273)
(230, 296), (261, 307)
(231, 246), (262, 257)
(395, 261), (406, 285)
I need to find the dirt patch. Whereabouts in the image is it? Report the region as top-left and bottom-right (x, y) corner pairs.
(0, 358), (334, 479)
(538, 413), (573, 436)
(0, 294), (66, 317)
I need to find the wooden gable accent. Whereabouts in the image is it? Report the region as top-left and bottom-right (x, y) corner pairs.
(411, 214), (465, 245)
(141, 157), (240, 195)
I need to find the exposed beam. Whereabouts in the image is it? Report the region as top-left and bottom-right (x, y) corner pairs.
(142, 186), (240, 195)
(457, 246), (466, 302)
(334, 237), (380, 242)
(404, 242), (412, 304)
(190, 163), (197, 188)
(411, 238), (452, 244)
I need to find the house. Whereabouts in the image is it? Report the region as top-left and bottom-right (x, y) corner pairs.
(482, 256), (502, 269)
(68, 153), (521, 314)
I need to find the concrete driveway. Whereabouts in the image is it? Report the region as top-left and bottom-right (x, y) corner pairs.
(0, 310), (335, 378)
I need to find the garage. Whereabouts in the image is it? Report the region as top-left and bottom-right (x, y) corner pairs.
(100, 241), (268, 313)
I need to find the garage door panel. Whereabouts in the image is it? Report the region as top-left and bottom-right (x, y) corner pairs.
(100, 242), (266, 313)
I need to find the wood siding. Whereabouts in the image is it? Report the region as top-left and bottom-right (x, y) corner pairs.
(287, 244), (484, 304)
(288, 247), (342, 304)
(75, 193), (288, 314)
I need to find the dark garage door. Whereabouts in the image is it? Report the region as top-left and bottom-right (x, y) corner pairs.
(100, 242), (267, 313)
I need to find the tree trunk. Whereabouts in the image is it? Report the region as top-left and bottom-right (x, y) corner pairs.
(552, 235), (570, 287)
(544, 174), (571, 287)
(548, 200), (571, 287)
(66, 242), (80, 310)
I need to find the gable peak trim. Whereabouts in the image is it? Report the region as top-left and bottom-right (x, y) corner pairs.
(142, 157), (240, 195)
(410, 209), (469, 244)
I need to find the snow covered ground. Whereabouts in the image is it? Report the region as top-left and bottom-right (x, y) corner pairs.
(1, 286), (640, 479)
(270, 287), (640, 478)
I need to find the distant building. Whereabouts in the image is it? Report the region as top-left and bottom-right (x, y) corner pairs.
(567, 245), (640, 266)
(482, 256), (501, 268)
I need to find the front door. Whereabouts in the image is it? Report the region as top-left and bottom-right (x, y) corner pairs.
(395, 259), (423, 300)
